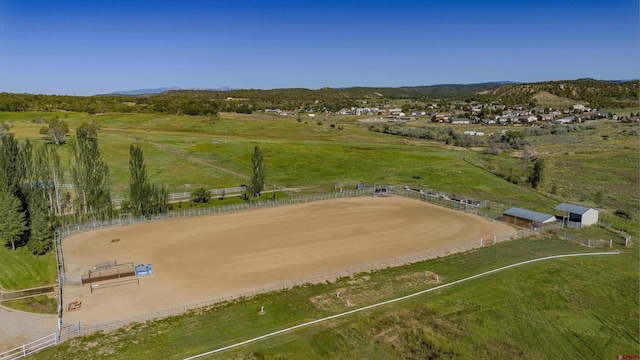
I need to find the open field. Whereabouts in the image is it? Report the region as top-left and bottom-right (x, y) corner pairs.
(61, 196), (515, 324)
(0, 111), (555, 205)
(35, 237), (638, 360)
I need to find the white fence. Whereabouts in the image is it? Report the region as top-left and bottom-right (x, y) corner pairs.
(112, 186), (247, 205)
(562, 232), (613, 248)
(0, 333), (57, 360)
(40, 184), (587, 353)
(59, 190), (368, 242)
(56, 229), (530, 341)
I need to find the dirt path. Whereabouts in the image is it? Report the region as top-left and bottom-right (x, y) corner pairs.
(61, 196), (516, 325)
(0, 306), (57, 352)
(140, 138), (250, 179)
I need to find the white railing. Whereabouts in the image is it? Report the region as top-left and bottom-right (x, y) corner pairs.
(49, 184), (587, 346)
(57, 229), (528, 340)
(0, 333), (57, 360)
(112, 186), (248, 205)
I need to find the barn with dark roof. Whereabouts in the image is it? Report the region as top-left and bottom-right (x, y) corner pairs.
(502, 207), (556, 229)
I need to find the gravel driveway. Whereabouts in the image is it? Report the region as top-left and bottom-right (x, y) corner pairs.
(0, 305), (57, 352)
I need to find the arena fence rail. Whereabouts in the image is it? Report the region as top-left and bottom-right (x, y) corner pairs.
(0, 333), (57, 360)
(37, 183), (618, 355)
(56, 229), (532, 341)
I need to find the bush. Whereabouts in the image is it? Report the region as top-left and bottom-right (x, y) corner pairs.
(615, 210), (632, 220)
(190, 187), (211, 204)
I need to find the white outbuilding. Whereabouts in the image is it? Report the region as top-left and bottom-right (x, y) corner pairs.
(554, 203), (599, 228)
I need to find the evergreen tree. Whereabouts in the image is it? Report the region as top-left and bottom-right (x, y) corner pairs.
(26, 197), (52, 255)
(0, 192), (27, 251)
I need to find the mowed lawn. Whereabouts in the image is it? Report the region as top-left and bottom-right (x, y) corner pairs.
(0, 247), (56, 290)
(33, 237), (638, 360)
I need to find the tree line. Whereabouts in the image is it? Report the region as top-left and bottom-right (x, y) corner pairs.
(0, 125), (267, 255)
(0, 129), (170, 255)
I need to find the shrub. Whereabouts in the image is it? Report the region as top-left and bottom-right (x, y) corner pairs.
(190, 187), (211, 204)
(615, 210), (632, 220)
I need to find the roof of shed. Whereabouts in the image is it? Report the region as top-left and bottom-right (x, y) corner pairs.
(554, 203), (594, 215)
(503, 207), (556, 223)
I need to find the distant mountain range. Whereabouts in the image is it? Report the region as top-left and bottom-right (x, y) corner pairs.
(106, 86), (234, 96)
(107, 83), (518, 97)
(103, 79), (637, 101)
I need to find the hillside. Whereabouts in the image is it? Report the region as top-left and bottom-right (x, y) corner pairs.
(163, 82), (509, 100)
(477, 79), (639, 108)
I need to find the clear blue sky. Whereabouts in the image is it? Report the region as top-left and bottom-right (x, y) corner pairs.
(1, 0), (638, 95)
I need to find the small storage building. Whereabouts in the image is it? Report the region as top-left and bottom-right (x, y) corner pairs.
(554, 203), (598, 228)
(502, 207), (556, 229)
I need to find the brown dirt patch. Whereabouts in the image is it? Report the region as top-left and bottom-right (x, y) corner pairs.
(61, 196), (515, 324)
(310, 271), (443, 312)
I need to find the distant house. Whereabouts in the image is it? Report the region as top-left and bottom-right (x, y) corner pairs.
(450, 118), (470, 124)
(554, 116), (575, 124)
(502, 207), (556, 229)
(572, 104), (586, 111)
(554, 203), (598, 228)
(496, 114), (518, 124)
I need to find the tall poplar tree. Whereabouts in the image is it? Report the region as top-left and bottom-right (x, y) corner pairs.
(34, 144), (66, 217)
(0, 134), (21, 192)
(128, 144), (168, 216)
(248, 146), (265, 198)
(128, 144), (148, 216)
(69, 136), (112, 219)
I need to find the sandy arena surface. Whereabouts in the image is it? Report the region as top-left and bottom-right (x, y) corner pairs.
(62, 196), (516, 324)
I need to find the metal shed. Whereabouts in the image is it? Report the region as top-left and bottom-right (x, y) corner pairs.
(554, 203), (599, 228)
(502, 207), (556, 229)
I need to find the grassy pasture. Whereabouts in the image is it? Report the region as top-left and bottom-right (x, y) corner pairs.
(527, 122), (639, 215)
(32, 236), (638, 359)
(0, 111), (554, 207)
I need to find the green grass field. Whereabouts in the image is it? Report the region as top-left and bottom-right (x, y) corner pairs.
(32, 236), (638, 360)
(1, 295), (57, 314)
(0, 247), (56, 291)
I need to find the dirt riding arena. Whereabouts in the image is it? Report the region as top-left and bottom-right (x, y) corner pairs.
(62, 196), (516, 324)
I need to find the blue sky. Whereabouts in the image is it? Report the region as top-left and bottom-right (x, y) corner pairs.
(1, 0), (638, 95)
